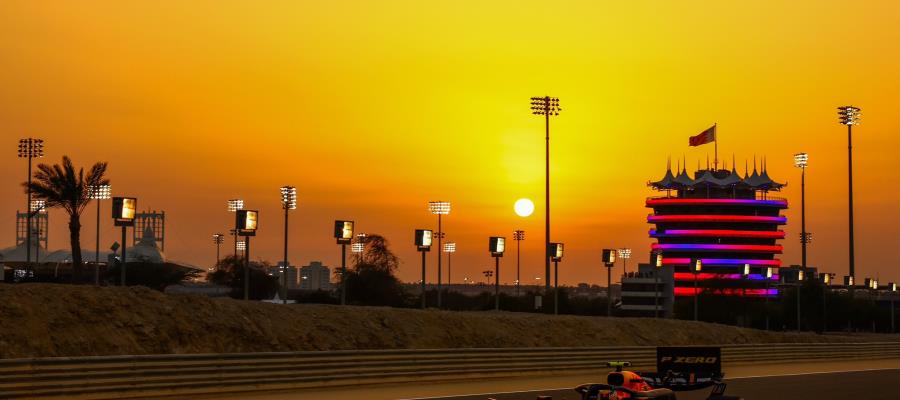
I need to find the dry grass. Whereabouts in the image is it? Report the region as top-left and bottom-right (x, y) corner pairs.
(0, 283), (894, 359)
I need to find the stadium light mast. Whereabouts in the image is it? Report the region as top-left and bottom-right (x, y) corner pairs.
(227, 199), (244, 256)
(428, 201), (450, 308)
(489, 237), (506, 311)
(618, 248), (632, 275)
(18, 138), (44, 273)
(549, 243), (564, 315)
(838, 106), (860, 285)
(212, 233), (225, 267)
(88, 184), (111, 285)
(794, 153), (809, 270)
(513, 230), (525, 296)
(415, 229), (433, 309)
(334, 221), (354, 305)
(280, 186), (297, 304)
(531, 96), (560, 296)
(443, 242), (456, 287)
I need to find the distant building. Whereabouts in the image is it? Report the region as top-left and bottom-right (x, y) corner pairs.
(299, 261), (332, 291)
(271, 261), (299, 289)
(620, 263), (673, 317)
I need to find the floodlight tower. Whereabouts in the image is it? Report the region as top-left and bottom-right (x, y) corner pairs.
(513, 230), (525, 296)
(428, 201), (450, 308)
(618, 248), (632, 275)
(489, 237), (506, 311)
(280, 186), (297, 304)
(212, 233), (225, 267)
(227, 199), (244, 256)
(18, 138), (44, 272)
(29, 200), (46, 265)
(530, 96), (560, 294)
(838, 106), (860, 283)
(443, 242), (456, 287)
(88, 184), (111, 285)
(794, 153), (809, 270)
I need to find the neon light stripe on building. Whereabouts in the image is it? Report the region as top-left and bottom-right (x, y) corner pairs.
(673, 272), (778, 281)
(647, 215), (787, 223)
(646, 198), (788, 207)
(649, 229), (785, 239)
(662, 258), (782, 266)
(674, 287), (778, 297)
(652, 243), (783, 253)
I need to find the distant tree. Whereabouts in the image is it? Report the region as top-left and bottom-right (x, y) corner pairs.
(105, 262), (200, 291)
(344, 234), (409, 306)
(23, 156), (109, 282)
(208, 255), (278, 300)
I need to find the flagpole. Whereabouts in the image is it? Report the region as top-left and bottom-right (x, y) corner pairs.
(714, 123), (718, 170)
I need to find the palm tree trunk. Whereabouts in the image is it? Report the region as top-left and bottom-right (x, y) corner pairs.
(68, 213), (83, 282)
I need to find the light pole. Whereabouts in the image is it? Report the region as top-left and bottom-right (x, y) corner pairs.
(889, 282), (897, 333)
(352, 233), (366, 263)
(741, 263), (750, 326)
(618, 248), (632, 276)
(794, 153), (809, 270)
(549, 243), (563, 315)
(513, 230), (525, 296)
(227, 199), (244, 256)
(443, 242), (456, 288)
(235, 209), (259, 300)
(692, 258), (702, 321)
(796, 269), (804, 331)
(654, 252), (663, 318)
(280, 186), (297, 305)
(88, 184), (111, 285)
(111, 197), (136, 286)
(765, 267), (773, 330)
(212, 233), (225, 268)
(489, 236), (505, 311)
(30, 200), (46, 265)
(530, 96), (560, 295)
(821, 273), (833, 333)
(415, 229), (433, 309)
(18, 138), (44, 273)
(334, 221), (354, 305)
(602, 249), (616, 317)
(236, 240), (246, 258)
(483, 270), (494, 285)
(838, 106), (860, 287)
(428, 201), (450, 308)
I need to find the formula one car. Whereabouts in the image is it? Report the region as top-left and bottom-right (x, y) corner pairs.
(569, 347), (742, 400)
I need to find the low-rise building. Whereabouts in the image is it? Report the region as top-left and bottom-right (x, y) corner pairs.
(300, 261), (332, 291)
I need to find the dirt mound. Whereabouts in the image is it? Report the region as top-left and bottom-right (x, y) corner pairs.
(0, 284), (887, 359)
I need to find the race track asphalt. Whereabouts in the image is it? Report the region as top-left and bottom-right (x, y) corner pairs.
(218, 359), (900, 400)
(406, 368), (900, 400)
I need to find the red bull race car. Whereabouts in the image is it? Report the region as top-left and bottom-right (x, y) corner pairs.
(569, 347), (742, 400)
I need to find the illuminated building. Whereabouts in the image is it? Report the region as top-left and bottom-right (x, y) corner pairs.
(647, 160), (787, 299)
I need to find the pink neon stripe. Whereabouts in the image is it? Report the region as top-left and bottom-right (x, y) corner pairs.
(650, 229), (785, 239)
(648, 215), (787, 223)
(673, 273), (779, 281)
(652, 244), (783, 253)
(674, 287), (778, 297)
(646, 198), (787, 207)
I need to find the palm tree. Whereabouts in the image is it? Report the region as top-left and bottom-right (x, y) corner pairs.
(23, 156), (109, 281)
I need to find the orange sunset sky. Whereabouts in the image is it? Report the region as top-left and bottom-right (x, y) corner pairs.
(1, 1), (899, 286)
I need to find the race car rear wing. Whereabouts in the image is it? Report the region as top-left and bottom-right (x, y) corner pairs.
(640, 346), (723, 391)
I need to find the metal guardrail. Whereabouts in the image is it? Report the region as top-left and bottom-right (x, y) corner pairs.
(1, 342), (899, 399)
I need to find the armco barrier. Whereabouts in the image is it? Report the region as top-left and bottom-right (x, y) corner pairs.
(1, 342), (899, 399)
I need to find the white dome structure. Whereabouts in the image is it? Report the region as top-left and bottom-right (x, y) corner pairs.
(127, 226), (166, 264)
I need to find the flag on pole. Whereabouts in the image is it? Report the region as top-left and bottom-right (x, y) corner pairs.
(689, 125), (716, 147)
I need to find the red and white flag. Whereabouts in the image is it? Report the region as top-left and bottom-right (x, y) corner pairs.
(689, 125), (716, 147)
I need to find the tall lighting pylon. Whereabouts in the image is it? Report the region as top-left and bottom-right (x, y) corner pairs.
(794, 153), (809, 270)
(18, 138), (44, 273)
(428, 201), (450, 308)
(838, 106), (860, 284)
(280, 186), (297, 305)
(530, 96), (560, 297)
